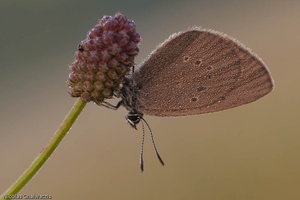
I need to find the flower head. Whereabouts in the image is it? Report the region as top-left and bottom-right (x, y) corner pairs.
(67, 12), (141, 104)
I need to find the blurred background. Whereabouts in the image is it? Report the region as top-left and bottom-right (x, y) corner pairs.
(0, 0), (299, 199)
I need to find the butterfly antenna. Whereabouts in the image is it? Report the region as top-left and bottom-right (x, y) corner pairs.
(141, 118), (165, 167)
(140, 120), (145, 172)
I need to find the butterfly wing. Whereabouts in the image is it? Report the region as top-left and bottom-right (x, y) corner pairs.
(133, 27), (274, 117)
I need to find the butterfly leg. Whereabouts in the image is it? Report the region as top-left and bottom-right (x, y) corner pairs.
(100, 100), (123, 110)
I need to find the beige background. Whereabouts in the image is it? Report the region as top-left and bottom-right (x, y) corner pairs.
(1, 0), (299, 199)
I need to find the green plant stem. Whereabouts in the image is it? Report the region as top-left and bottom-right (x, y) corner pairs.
(0, 98), (86, 199)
